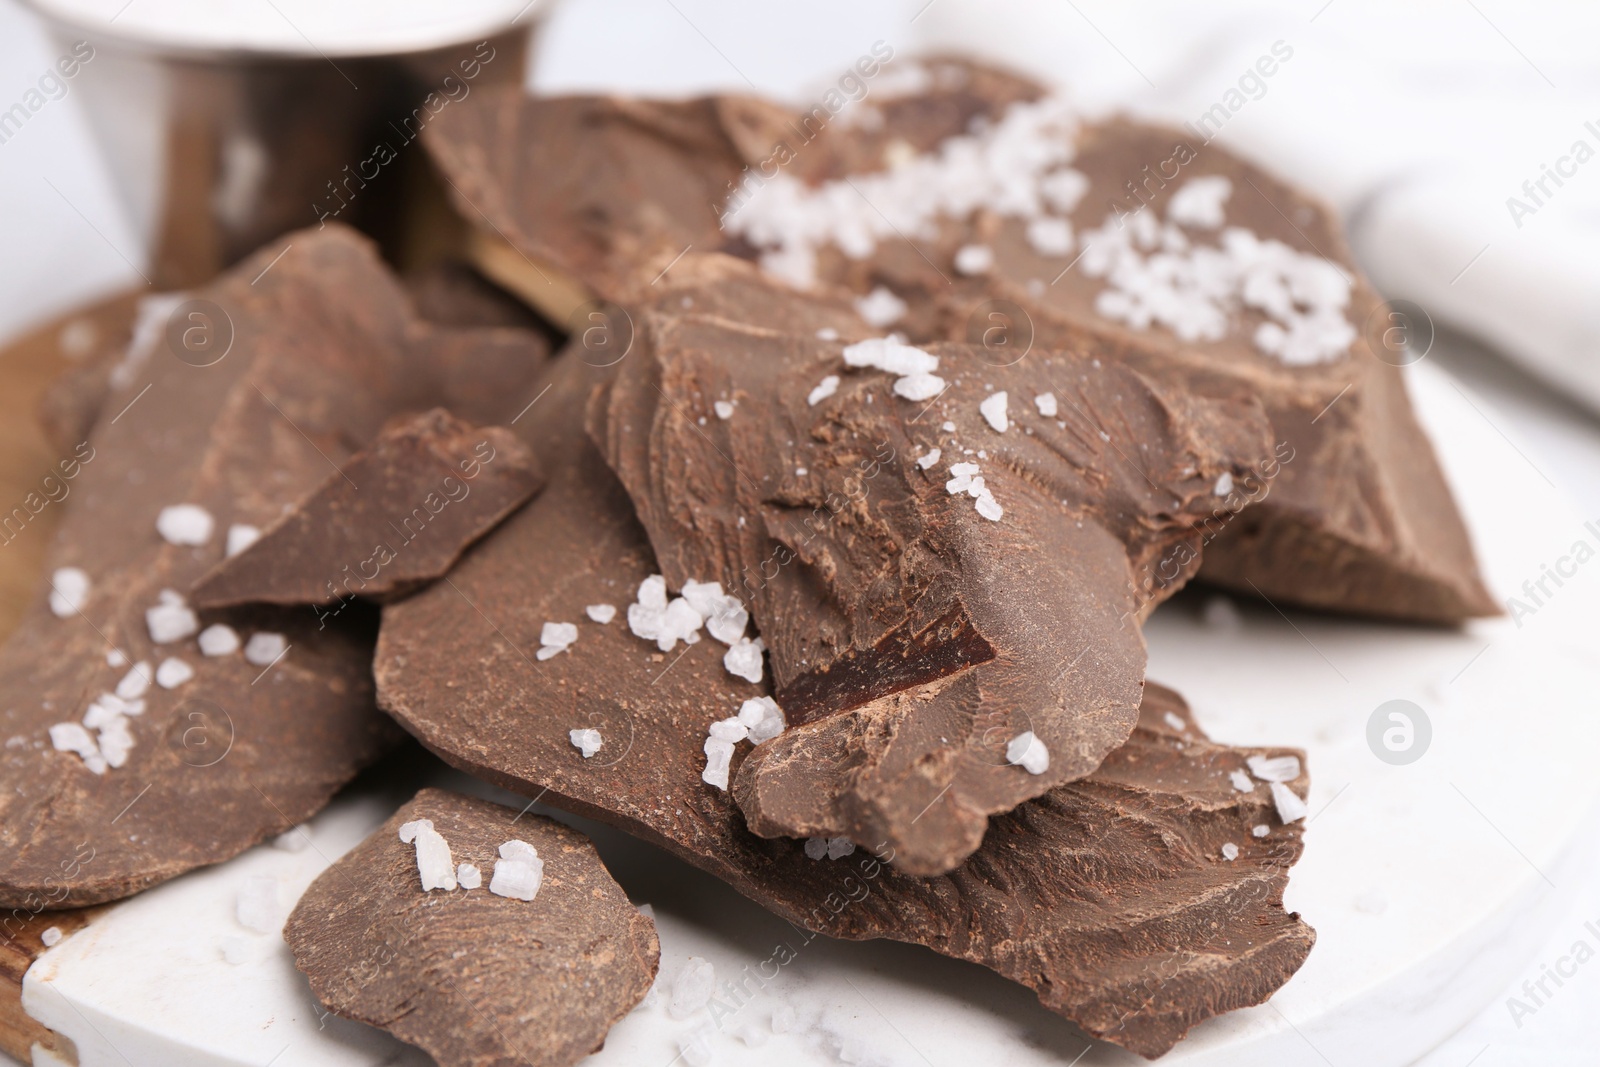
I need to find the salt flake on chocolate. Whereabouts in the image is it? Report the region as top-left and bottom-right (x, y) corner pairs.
(49, 567), (90, 618)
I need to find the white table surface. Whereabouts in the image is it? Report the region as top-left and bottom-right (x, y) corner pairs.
(1, 2), (1597, 1064)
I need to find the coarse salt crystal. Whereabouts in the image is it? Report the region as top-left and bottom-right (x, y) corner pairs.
(1252, 824), (1270, 838)
(1247, 754), (1301, 783)
(854, 286), (908, 327)
(1163, 711), (1187, 732)
(1026, 216), (1074, 257)
(457, 863), (482, 890)
(1229, 770), (1255, 793)
(1006, 731), (1049, 774)
(107, 649), (127, 668)
(1221, 842), (1240, 861)
(842, 337), (938, 376)
(917, 447), (941, 469)
(49, 567), (90, 617)
(40, 926), (62, 948)
(714, 400), (735, 420)
(804, 837), (828, 861)
(1214, 471), (1234, 496)
(198, 624), (241, 656)
(155, 657), (193, 689)
(570, 727), (603, 758)
(826, 837), (856, 860)
(225, 524), (260, 557)
(49, 721), (99, 763)
(668, 957), (717, 1019)
(116, 663), (152, 700)
(723, 637), (764, 684)
(412, 821), (458, 892)
(973, 488), (1004, 522)
(499, 839), (538, 863)
(816, 327), (839, 341)
(808, 375), (840, 405)
(1167, 175), (1232, 230)
(398, 818), (430, 844)
(156, 504), (214, 546)
(243, 632), (287, 667)
(979, 391), (1009, 433)
(537, 621), (578, 659)
(1033, 393), (1057, 417)
(701, 736), (735, 791)
(489, 851), (542, 901)
(146, 598), (198, 644)
(954, 244), (995, 275)
(586, 603), (617, 624)
(1270, 781), (1309, 823)
(893, 371), (945, 401)
(737, 696), (786, 743)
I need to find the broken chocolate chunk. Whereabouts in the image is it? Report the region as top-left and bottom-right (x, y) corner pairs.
(285, 787), (659, 1067)
(192, 409), (543, 609)
(590, 310), (1274, 873)
(0, 225), (467, 909)
(423, 62), (1495, 624)
(375, 338), (1313, 1058)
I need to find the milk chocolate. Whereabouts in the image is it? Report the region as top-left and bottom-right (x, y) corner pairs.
(591, 311), (1274, 873)
(375, 338), (1313, 1058)
(422, 64), (1495, 623)
(0, 225), (454, 909)
(192, 409), (542, 609)
(285, 788), (659, 1067)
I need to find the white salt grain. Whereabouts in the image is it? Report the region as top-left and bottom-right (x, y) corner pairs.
(499, 840), (538, 863)
(457, 863), (482, 890)
(243, 632), (287, 666)
(398, 818), (429, 844)
(714, 400), (735, 420)
(804, 837), (828, 861)
(979, 391), (1009, 433)
(49, 567), (90, 617)
(892, 371), (945, 401)
(1270, 781), (1309, 824)
(157, 504), (214, 546)
(586, 603), (617, 624)
(701, 736), (735, 790)
(235, 875), (280, 932)
(1214, 471), (1234, 496)
(413, 822), (458, 892)
(198, 624), (241, 656)
(225, 524), (261, 557)
(1167, 175), (1232, 230)
(668, 957), (717, 1019)
(738, 696), (786, 743)
(156, 657), (194, 689)
(116, 663), (152, 700)
(708, 717), (748, 743)
(107, 649), (127, 668)
(1006, 731), (1049, 774)
(1026, 216), (1074, 257)
(40, 926), (62, 948)
(826, 837), (856, 860)
(1033, 392), (1057, 417)
(723, 637), (765, 684)
(855, 286), (908, 327)
(1252, 824), (1270, 838)
(1229, 770), (1256, 793)
(808, 375), (841, 406)
(816, 327), (839, 341)
(1221, 842), (1240, 861)
(1163, 711), (1187, 732)
(489, 850), (542, 901)
(538, 621), (577, 658)
(954, 244), (995, 275)
(917, 447), (941, 469)
(49, 722), (100, 771)
(570, 727), (603, 758)
(1247, 754), (1301, 783)
(146, 598), (199, 644)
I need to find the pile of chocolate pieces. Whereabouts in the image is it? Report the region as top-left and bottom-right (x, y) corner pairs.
(0, 57), (1496, 1063)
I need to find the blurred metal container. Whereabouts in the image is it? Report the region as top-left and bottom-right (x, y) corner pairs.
(20, 0), (547, 286)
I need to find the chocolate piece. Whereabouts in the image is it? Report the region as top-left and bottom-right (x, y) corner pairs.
(406, 259), (553, 332)
(591, 312), (1274, 873)
(376, 339), (1313, 1058)
(285, 788), (659, 1067)
(425, 64), (1495, 623)
(192, 409), (543, 609)
(0, 225), (450, 909)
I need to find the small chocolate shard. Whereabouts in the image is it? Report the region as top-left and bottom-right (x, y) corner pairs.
(192, 409), (543, 609)
(285, 788), (659, 1067)
(424, 62), (1496, 624)
(590, 311), (1275, 873)
(0, 224), (477, 909)
(376, 341), (1313, 1058)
